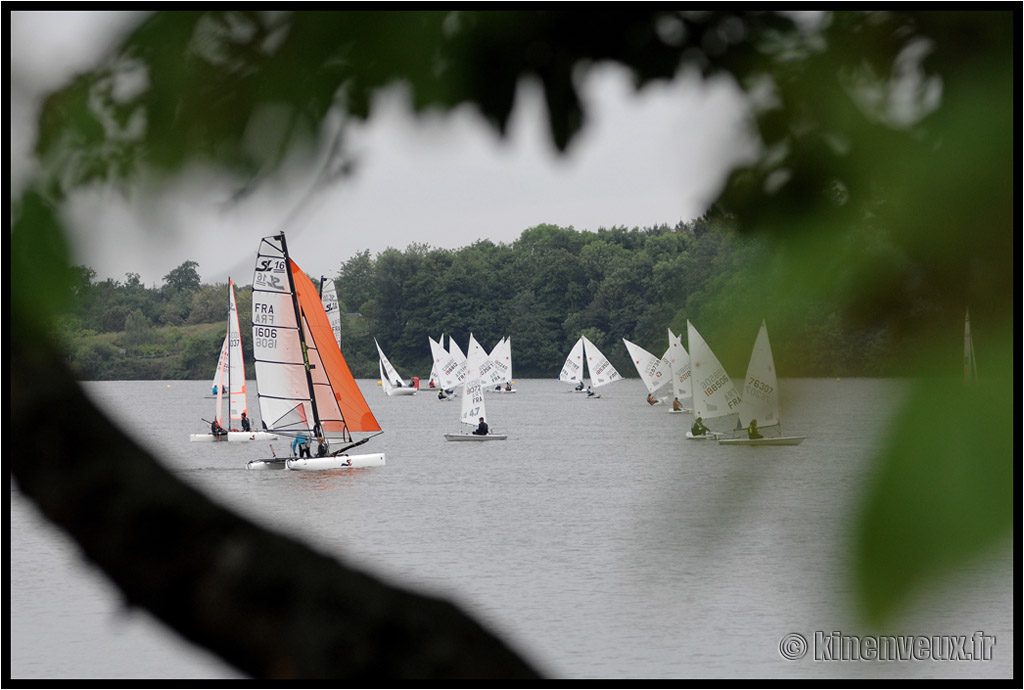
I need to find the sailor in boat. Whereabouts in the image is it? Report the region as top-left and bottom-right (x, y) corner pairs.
(240, 412), (251, 432)
(586, 386), (595, 397)
(291, 433), (312, 458)
(691, 416), (710, 437)
(575, 381), (585, 391)
(673, 397), (682, 412)
(210, 419), (228, 439)
(647, 393), (658, 405)
(212, 384), (218, 395)
(315, 435), (330, 457)
(505, 382), (512, 391)
(472, 417), (489, 436)
(438, 388), (448, 400)
(747, 419), (764, 440)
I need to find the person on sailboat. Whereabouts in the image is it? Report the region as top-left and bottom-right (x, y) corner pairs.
(210, 419), (228, 438)
(576, 381), (585, 391)
(472, 417), (489, 436)
(586, 386), (595, 397)
(673, 398), (682, 412)
(747, 419), (764, 440)
(315, 435), (330, 457)
(291, 433), (311, 458)
(505, 382), (512, 391)
(240, 412), (251, 432)
(647, 394), (658, 405)
(691, 416), (710, 437)
(438, 388), (448, 400)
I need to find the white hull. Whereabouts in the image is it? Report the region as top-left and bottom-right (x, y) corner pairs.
(685, 431), (722, 440)
(191, 431), (279, 443)
(246, 458), (287, 470)
(443, 433), (509, 442)
(719, 436), (806, 446)
(387, 388), (417, 397)
(287, 453), (386, 470)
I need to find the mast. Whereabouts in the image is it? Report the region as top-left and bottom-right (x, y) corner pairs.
(279, 233), (324, 439)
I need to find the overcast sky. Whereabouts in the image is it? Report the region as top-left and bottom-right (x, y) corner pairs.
(11, 11), (759, 287)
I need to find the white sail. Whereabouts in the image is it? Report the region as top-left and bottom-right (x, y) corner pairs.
(581, 335), (622, 388)
(469, 334), (505, 388)
(430, 335), (465, 390)
(686, 321), (741, 431)
(622, 338), (672, 395)
(736, 320), (780, 429)
(460, 339), (488, 427)
(491, 336), (513, 385)
(964, 308), (978, 384)
(213, 333), (229, 422)
(447, 336), (470, 385)
(719, 320), (805, 446)
(558, 337), (585, 385)
(375, 338), (414, 395)
(320, 278), (343, 348)
(667, 328), (693, 408)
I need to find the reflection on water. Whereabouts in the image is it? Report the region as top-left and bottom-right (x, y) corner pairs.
(11, 378), (1013, 679)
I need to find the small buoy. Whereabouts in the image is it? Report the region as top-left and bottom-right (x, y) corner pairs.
(377, 381), (382, 386)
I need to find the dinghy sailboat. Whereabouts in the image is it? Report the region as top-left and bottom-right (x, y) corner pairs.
(622, 338), (672, 404)
(558, 335), (622, 398)
(191, 278), (277, 442)
(666, 328), (693, 414)
(246, 234), (385, 470)
(685, 321), (741, 439)
(718, 320), (805, 446)
(444, 333), (508, 441)
(375, 338), (417, 396)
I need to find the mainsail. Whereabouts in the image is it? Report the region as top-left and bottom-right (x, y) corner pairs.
(736, 320), (779, 429)
(622, 338), (672, 395)
(320, 277), (343, 348)
(686, 320), (741, 431)
(558, 337), (585, 385)
(213, 279), (247, 427)
(251, 234), (381, 440)
(964, 308), (978, 384)
(667, 328), (693, 407)
(581, 335), (622, 388)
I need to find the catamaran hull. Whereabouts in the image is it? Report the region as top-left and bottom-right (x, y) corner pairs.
(246, 458), (287, 470)
(191, 431), (279, 443)
(286, 453), (386, 470)
(443, 433), (509, 442)
(719, 436), (806, 446)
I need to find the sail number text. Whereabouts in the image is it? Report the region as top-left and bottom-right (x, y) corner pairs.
(254, 326), (278, 349)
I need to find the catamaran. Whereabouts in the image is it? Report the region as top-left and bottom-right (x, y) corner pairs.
(191, 278), (277, 442)
(245, 234), (385, 470)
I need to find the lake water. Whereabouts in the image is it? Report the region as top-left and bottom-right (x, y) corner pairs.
(10, 378), (1013, 680)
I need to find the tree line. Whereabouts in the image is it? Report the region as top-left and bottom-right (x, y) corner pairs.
(60, 214), (900, 381)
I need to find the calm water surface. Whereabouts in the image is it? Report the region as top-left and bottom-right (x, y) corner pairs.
(10, 378), (1013, 679)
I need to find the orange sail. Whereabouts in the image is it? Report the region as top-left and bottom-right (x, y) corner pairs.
(289, 260), (381, 435)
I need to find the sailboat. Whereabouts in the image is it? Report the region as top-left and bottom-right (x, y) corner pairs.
(685, 321), (741, 439)
(666, 328), (693, 414)
(622, 338), (672, 404)
(964, 308), (978, 384)
(428, 334), (464, 400)
(719, 320), (805, 446)
(558, 335), (622, 398)
(375, 338), (417, 396)
(246, 234), (385, 470)
(488, 336), (516, 393)
(191, 278), (277, 442)
(443, 333), (508, 441)
(320, 276), (343, 348)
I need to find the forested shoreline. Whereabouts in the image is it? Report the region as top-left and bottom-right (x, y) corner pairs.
(59, 216), (915, 382)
